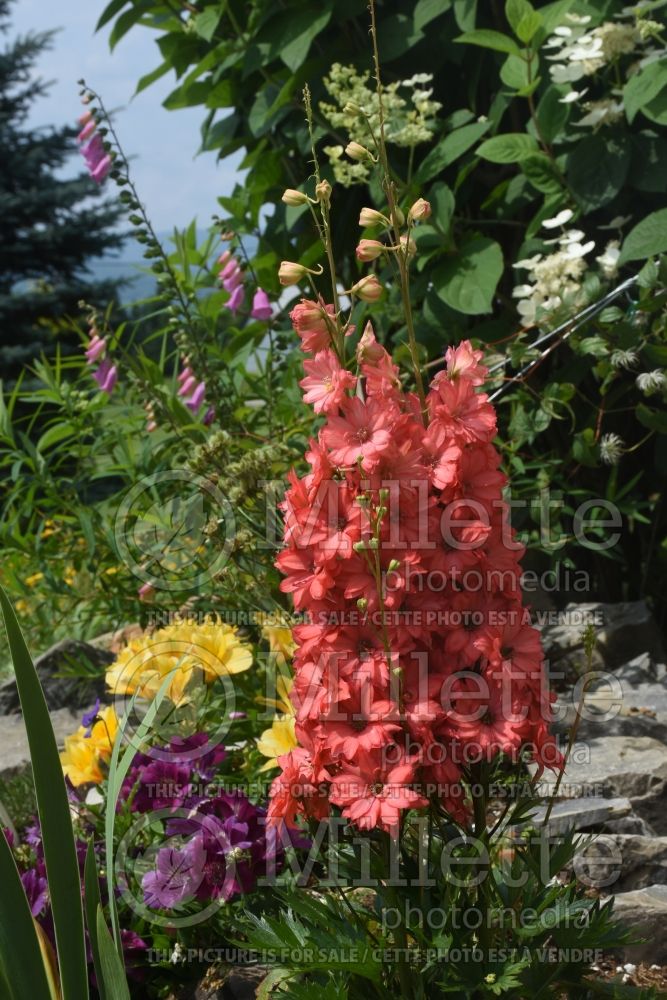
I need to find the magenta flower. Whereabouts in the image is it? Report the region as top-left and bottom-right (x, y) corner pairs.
(92, 357), (117, 394)
(203, 406), (216, 426)
(177, 374), (196, 398)
(227, 284), (244, 314)
(85, 335), (106, 364)
(186, 381), (206, 412)
(80, 133), (111, 185)
(251, 289), (272, 321)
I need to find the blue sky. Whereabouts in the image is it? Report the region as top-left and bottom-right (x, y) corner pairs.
(13, 0), (242, 233)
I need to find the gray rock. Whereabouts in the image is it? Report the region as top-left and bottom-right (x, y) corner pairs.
(531, 737), (667, 798)
(540, 601), (666, 676)
(611, 884), (667, 963)
(518, 796), (633, 836)
(603, 814), (656, 836)
(630, 780), (667, 836)
(0, 639), (113, 714)
(564, 662), (667, 744)
(0, 706), (84, 780)
(573, 835), (667, 892)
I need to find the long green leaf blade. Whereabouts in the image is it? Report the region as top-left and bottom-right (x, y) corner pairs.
(0, 826), (53, 998)
(84, 841), (107, 1000)
(96, 907), (131, 1000)
(0, 588), (89, 1000)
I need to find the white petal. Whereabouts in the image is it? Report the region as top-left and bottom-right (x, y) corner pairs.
(559, 88), (587, 103)
(542, 209), (574, 229)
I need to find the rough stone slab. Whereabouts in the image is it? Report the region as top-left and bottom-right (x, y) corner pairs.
(611, 884), (667, 963)
(0, 707), (84, 780)
(517, 796), (632, 836)
(531, 737), (667, 798)
(540, 601), (666, 674)
(0, 639), (113, 714)
(574, 834), (667, 893)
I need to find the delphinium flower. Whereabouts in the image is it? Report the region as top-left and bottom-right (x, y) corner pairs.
(76, 106), (112, 184)
(267, 303), (561, 835)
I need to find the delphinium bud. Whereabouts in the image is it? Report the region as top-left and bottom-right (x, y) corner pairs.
(351, 275), (383, 302)
(282, 188), (309, 206)
(408, 198), (431, 223)
(359, 207), (389, 227)
(355, 239), (384, 262)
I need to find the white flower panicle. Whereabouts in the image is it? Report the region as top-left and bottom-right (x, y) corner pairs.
(320, 64), (441, 186)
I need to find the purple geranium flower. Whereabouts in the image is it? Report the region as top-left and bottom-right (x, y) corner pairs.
(142, 837), (206, 909)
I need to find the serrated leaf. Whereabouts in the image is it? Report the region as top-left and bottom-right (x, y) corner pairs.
(619, 208), (667, 264)
(415, 121), (489, 182)
(434, 236), (503, 314)
(455, 28), (521, 54)
(568, 132), (630, 210)
(624, 60), (667, 123)
(637, 403), (667, 434)
(193, 7), (221, 41)
(477, 132), (539, 163)
(453, 0), (478, 30)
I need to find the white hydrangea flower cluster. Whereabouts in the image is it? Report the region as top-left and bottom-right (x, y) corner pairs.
(512, 211), (622, 327)
(320, 65), (441, 185)
(545, 9), (666, 130)
(512, 210), (593, 326)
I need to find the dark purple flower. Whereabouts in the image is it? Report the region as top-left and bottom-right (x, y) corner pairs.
(82, 698), (101, 738)
(21, 868), (49, 917)
(121, 759), (192, 813)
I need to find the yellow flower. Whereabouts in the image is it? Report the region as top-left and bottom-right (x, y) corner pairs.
(103, 566), (120, 576)
(256, 715), (297, 771)
(14, 599), (28, 614)
(40, 519), (58, 539)
(59, 706), (118, 786)
(105, 616), (253, 705)
(262, 623), (296, 661)
(24, 572), (44, 588)
(63, 566), (76, 587)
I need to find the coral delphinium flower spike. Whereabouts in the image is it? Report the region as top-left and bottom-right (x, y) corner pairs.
(267, 318), (561, 836)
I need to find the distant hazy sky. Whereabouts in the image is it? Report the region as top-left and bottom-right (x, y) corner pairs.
(13, 0), (242, 231)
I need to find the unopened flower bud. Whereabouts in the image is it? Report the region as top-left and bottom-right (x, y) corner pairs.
(353, 540), (368, 552)
(378, 488), (390, 502)
(357, 597), (368, 611)
(400, 235), (417, 257)
(315, 179), (332, 205)
(408, 198), (431, 223)
(278, 261), (308, 286)
(387, 559), (401, 572)
(356, 239), (384, 262)
(351, 274), (383, 302)
(343, 101), (364, 116)
(359, 207), (389, 228)
(346, 141), (373, 162)
(282, 188), (309, 206)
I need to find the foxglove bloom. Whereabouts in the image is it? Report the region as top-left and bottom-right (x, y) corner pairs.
(251, 288), (273, 321)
